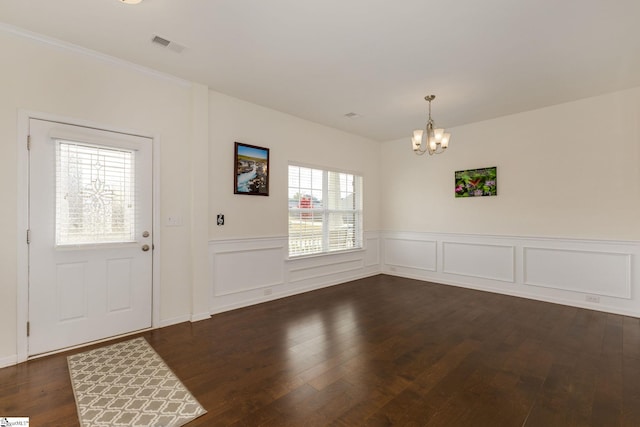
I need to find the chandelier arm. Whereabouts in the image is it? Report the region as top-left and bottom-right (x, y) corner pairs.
(427, 142), (434, 155)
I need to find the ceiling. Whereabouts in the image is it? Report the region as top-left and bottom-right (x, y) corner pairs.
(1, 0), (639, 141)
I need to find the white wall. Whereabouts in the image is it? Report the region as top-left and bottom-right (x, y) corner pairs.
(3, 22), (639, 367)
(208, 91), (381, 238)
(381, 88), (640, 240)
(380, 88), (640, 316)
(0, 29), (195, 364)
(207, 91), (382, 312)
(0, 28), (383, 366)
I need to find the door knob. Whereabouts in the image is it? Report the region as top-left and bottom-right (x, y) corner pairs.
(142, 231), (150, 238)
(142, 244), (150, 252)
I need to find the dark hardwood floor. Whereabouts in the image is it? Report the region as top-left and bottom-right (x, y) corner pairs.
(2, 274), (640, 426)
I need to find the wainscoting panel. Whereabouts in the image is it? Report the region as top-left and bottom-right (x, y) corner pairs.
(212, 245), (285, 297)
(523, 247), (631, 298)
(208, 232), (639, 318)
(442, 242), (515, 282)
(381, 232), (640, 318)
(384, 238), (437, 271)
(365, 236), (380, 267)
(209, 232), (381, 314)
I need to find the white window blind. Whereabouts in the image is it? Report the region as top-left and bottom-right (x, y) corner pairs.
(288, 165), (362, 257)
(56, 140), (136, 245)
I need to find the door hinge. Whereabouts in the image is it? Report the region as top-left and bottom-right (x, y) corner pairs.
(27, 135), (31, 151)
(27, 322), (30, 337)
(26, 229), (31, 244)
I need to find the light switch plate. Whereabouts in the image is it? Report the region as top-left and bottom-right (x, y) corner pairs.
(167, 215), (183, 226)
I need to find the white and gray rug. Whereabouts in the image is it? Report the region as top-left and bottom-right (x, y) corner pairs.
(67, 337), (206, 427)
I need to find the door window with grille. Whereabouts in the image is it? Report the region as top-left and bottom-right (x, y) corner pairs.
(56, 141), (136, 245)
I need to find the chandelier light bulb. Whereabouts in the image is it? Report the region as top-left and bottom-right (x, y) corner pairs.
(441, 133), (451, 148)
(434, 128), (445, 143)
(412, 130), (424, 151)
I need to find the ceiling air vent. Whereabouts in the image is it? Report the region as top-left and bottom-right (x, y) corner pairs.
(151, 35), (185, 53)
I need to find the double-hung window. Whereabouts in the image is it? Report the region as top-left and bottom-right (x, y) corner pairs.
(288, 164), (363, 257)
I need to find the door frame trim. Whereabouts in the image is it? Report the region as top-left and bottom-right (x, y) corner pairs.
(16, 110), (161, 362)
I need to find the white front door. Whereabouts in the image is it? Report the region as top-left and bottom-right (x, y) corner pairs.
(28, 118), (153, 356)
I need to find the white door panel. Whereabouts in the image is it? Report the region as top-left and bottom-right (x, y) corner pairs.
(28, 119), (153, 356)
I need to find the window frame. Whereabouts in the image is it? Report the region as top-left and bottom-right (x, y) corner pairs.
(287, 163), (363, 259)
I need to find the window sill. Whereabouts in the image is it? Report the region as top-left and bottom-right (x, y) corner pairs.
(285, 247), (365, 262)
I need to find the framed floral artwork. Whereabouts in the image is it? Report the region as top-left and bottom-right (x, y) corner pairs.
(455, 167), (497, 197)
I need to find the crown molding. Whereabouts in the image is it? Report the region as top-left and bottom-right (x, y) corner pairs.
(0, 22), (192, 88)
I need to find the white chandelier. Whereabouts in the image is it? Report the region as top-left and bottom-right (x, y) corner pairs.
(411, 95), (451, 155)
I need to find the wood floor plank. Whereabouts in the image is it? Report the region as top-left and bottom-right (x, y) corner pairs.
(1, 275), (639, 426)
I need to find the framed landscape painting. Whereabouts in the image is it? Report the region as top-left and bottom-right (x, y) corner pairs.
(455, 166), (497, 197)
(234, 142), (269, 196)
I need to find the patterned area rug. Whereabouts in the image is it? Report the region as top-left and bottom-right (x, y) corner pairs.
(67, 337), (206, 426)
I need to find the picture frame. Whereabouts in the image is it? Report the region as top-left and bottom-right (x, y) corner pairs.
(234, 142), (269, 196)
(455, 166), (497, 197)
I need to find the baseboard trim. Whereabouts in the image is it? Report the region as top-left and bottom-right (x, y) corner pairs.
(386, 271), (640, 318)
(190, 312), (212, 322)
(210, 271), (380, 315)
(158, 314), (191, 328)
(0, 354), (18, 369)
